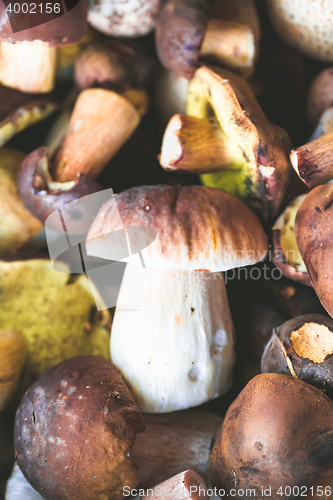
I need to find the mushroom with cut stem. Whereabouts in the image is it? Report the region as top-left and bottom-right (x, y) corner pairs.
(155, 0), (256, 80)
(160, 65), (291, 223)
(144, 470), (209, 500)
(0, 0), (87, 93)
(86, 184), (268, 413)
(17, 88), (140, 226)
(87, 0), (162, 37)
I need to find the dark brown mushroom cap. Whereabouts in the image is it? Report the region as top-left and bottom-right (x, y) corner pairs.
(0, 0), (87, 45)
(17, 147), (104, 234)
(86, 185), (268, 272)
(155, 0), (209, 79)
(14, 356), (145, 500)
(210, 373), (333, 498)
(295, 184), (333, 319)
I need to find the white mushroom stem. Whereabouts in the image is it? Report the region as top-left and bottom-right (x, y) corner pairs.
(200, 19), (256, 73)
(145, 470), (210, 500)
(155, 72), (189, 127)
(309, 106), (333, 141)
(0, 41), (57, 93)
(159, 114), (244, 173)
(131, 409), (223, 488)
(111, 266), (236, 413)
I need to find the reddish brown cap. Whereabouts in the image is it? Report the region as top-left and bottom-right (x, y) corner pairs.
(0, 0), (87, 45)
(86, 185), (268, 272)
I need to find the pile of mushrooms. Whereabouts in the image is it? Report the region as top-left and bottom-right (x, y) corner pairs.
(4, 1), (333, 500)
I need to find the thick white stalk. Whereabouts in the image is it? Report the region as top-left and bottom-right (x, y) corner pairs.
(111, 266), (236, 413)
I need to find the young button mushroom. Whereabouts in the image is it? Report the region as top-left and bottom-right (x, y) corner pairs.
(132, 409), (223, 487)
(160, 65), (291, 222)
(0, 0), (87, 93)
(267, 0), (333, 62)
(86, 185), (268, 412)
(262, 314), (333, 399)
(295, 184), (333, 319)
(271, 194), (310, 285)
(87, 0), (161, 37)
(155, 0), (256, 80)
(14, 356), (145, 500)
(0, 148), (43, 254)
(210, 373), (333, 499)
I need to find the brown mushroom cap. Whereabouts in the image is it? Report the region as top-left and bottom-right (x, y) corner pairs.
(0, 0), (87, 45)
(86, 185), (268, 272)
(210, 373), (333, 497)
(14, 355), (145, 500)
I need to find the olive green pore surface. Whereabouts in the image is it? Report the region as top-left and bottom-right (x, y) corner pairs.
(0, 260), (111, 389)
(186, 68), (267, 220)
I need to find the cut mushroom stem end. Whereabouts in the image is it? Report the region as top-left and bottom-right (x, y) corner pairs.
(159, 114), (244, 174)
(0, 41), (57, 94)
(145, 470), (210, 500)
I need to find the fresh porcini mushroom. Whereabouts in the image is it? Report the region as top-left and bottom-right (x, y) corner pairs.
(160, 65), (291, 222)
(0, 148), (43, 254)
(0, 0), (87, 93)
(14, 356), (145, 500)
(18, 88), (140, 225)
(144, 471), (209, 500)
(155, 0), (256, 80)
(267, 0), (333, 62)
(210, 373), (333, 499)
(290, 133), (333, 190)
(271, 194), (310, 285)
(0, 86), (57, 147)
(132, 409), (223, 487)
(0, 258), (111, 389)
(308, 107), (333, 142)
(86, 185), (268, 412)
(295, 183), (333, 319)
(0, 331), (26, 412)
(87, 0), (161, 37)
(211, 0), (260, 45)
(261, 314), (333, 399)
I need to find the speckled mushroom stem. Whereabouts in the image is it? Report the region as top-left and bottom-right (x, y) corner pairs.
(159, 114), (244, 173)
(131, 410), (223, 488)
(0, 41), (57, 93)
(200, 19), (255, 73)
(144, 470), (210, 500)
(51, 88), (140, 182)
(290, 132), (333, 189)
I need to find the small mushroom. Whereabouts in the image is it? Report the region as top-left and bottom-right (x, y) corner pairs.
(14, 356), (145, 500)
(144, 470), (209, 500)
(0, 85), (57, 147)
(290, 132), (333, 189)
(262, 314), (333, 399)
(0, 330), (26, 412)
(132, 409), (223, 487)
(160, 65), (291, 222)
(0, 0), (87, 93)
(210, 373), (333, 498)
(0, 258), (111, 389)
(86, 184), (268, 412)
(0, 148), (43, 254)
(87, 0), (162, 37)
(267, 0), (333, 62)
(155, 0), (256, 79)
(271, 194), (310, 285)
(295, 183), (333, 319)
